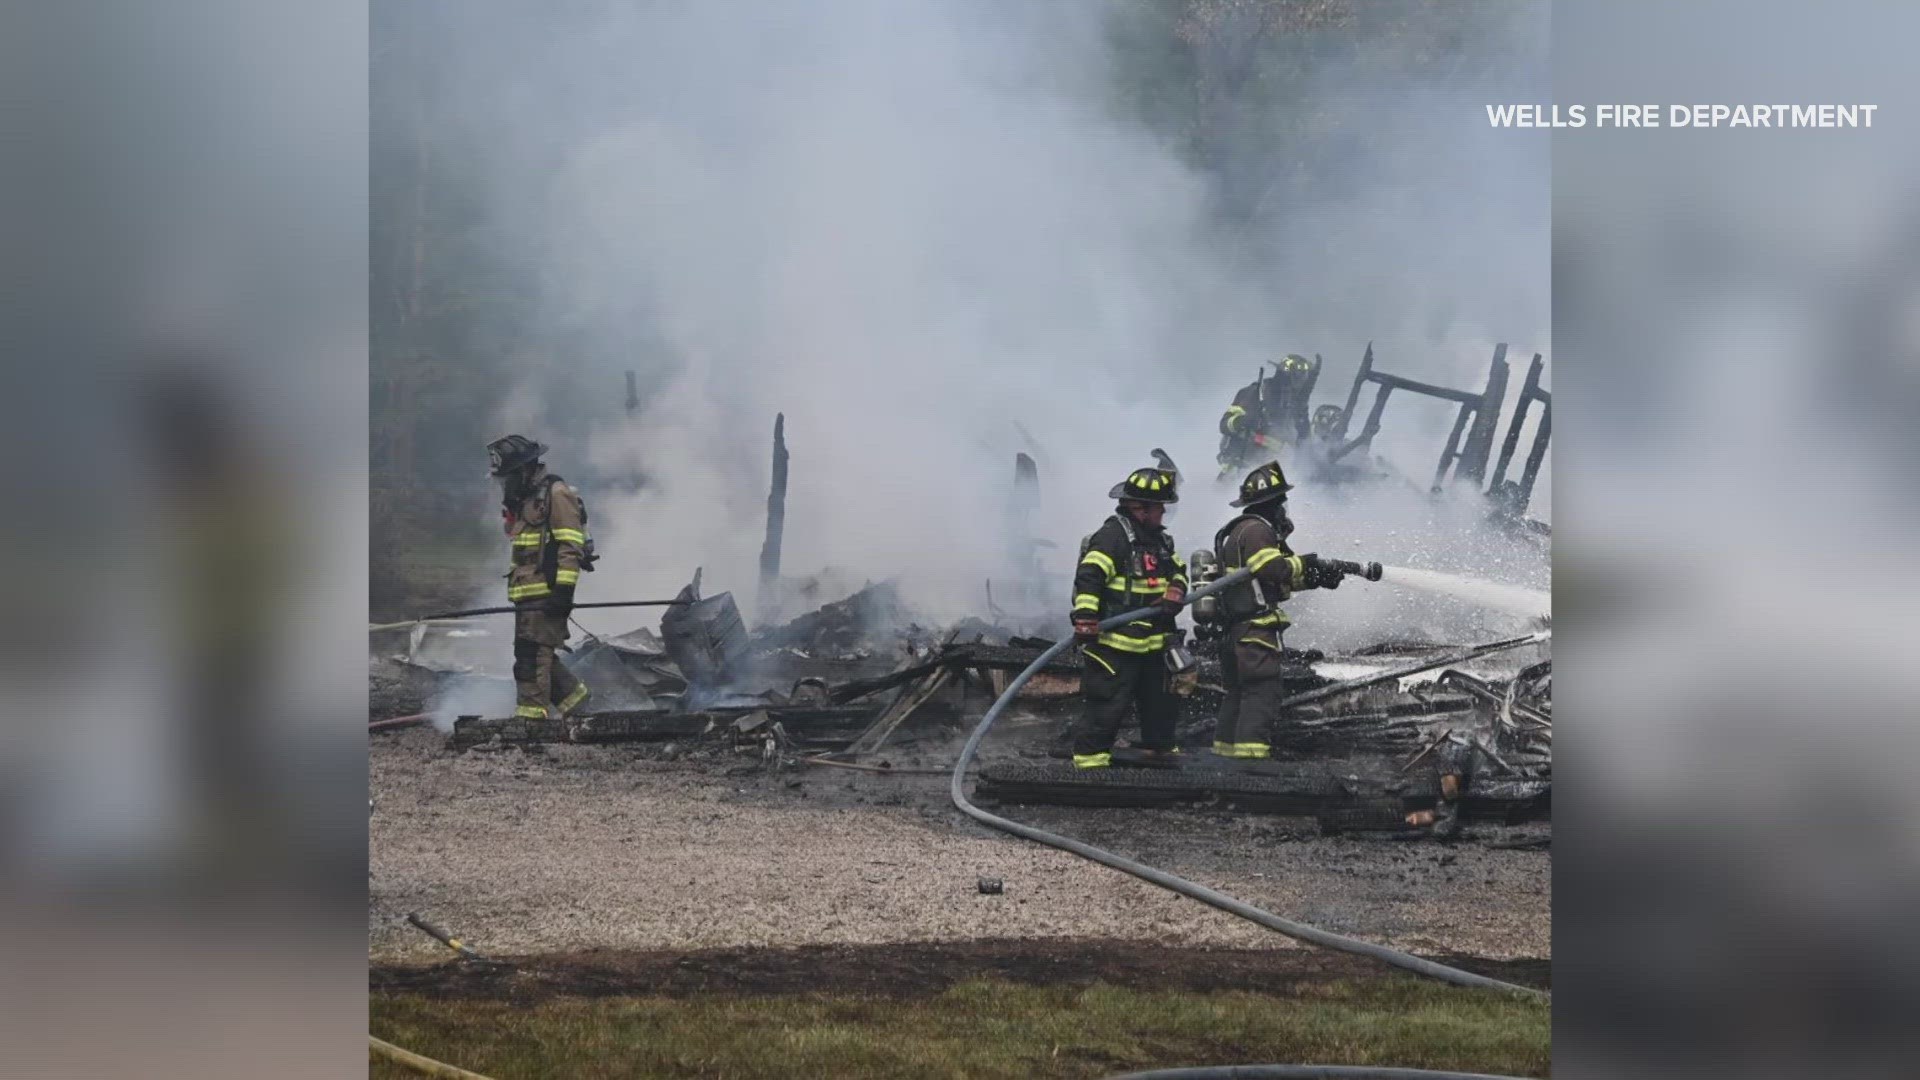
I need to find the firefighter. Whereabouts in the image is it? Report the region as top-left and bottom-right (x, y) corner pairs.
(1069, 467), (1188, 768)
(1216, 354), (1317, 480)
(1311, 404), (1345, 445)
(1209, 460), (1346, 759)
(489, 434), (592, 722)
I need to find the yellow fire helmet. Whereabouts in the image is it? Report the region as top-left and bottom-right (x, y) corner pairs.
(1229, 460), (1294, 507)
(1108, 467), (1179, 504)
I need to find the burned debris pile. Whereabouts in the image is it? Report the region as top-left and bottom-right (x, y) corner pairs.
(974, 642), (1552, 835)
(659, 570), (750, 692)
(750, 580), (919, 658)
(402, 565), (1553, 841)
(438, 575), (1080, 752)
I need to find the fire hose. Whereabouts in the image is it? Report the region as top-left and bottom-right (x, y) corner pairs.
(369, 598), (689, 633)
(368, 1035), (497, 1080)
(949, 565), (1549, 1002)
(1113, 1060), (1528, 1068)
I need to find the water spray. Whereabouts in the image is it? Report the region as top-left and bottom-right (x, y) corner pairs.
(1378, 566), (1549, 621)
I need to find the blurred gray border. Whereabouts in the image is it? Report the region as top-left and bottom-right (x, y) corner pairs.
(0, 2), (368, 1076)
(1555, 2), (1920, 1076)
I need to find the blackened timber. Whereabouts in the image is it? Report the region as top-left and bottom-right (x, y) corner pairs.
(570, 705), (873, 744)
(1455, 343), (1510, 484)
(1431, 404), (1476, 491)
(826, 644), (1079, 703)
(974, 760), (1550, 822)
(757, 413), (789, 616)
(1517, 396), (1551, 514)
(1335, 341), (1373, 441)
(1363, 370), (1486, 405)
(843, 667), (954, 757)
(1490, 352), (1545, 489)
(449, 704), (878, 748)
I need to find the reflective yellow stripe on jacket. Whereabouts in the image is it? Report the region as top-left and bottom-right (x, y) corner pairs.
(1098, 625), (1168, 653)
(1245, 545), (1305, 587)
(1075, 548), (1114, 617)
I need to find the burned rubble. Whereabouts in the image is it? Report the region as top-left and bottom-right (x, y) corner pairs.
(374, 343), (1552, 842)
(378, 570), (1549, 842)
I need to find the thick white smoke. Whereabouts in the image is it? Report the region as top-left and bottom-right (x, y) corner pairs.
(452, 0), (1548, 639)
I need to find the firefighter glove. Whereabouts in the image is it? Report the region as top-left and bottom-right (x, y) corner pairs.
(1304, 556), (1344, 589)
(1154, 585), (1186, 617)
(1072, 617), (1101, 641)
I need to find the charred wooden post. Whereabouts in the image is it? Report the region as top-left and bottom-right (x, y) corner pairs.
(1013, 452), (1039, 513)
(757, 413), (789, 618)
(625, 370), (640, 415)
(1490, 352), (1546, 490)
(1455, 343), (1510, 484)
(1334, 341), (1374, 441)
(1007, 452), (1044, 613)
(1431, 404), (1476, 493)
(1515, 387), (1551, 518)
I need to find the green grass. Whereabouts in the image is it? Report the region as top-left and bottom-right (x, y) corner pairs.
(370, 976), (1549, 1079)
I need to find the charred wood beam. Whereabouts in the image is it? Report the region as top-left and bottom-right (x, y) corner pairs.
(1455, 343), (1510, 484)
(757, 413), (789, 616)
(1490, 352), (1546, 489)
(449, 705), (878, 748)
(843, 667), (954, 758)
(1335, 340), (1373, 441)
(826, 644), (1077, 703)
(1431, 403), (1476, 492)
(1364, 370), (1486, 406)
(974, 761), (1551, 822)
(1517, 398), (1551, 515)
(1329, 382), (1393, 463)
(1435, 670), (1552, 729)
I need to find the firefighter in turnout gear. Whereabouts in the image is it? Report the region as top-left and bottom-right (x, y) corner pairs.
(1216, 354), (1316, 480)
(490, 434), (594, 722)
(1069, 468), (1189, 768)
(1209, 461), (1346, 759)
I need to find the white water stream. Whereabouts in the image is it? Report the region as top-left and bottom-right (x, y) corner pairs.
(1378, 565), (1551, 621)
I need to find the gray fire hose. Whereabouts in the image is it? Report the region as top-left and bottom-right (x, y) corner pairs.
(1105, 1060), (1536, 1068)
(949, 566), (1548, 1002)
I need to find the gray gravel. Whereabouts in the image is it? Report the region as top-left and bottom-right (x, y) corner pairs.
(369, 728), (1548, 963)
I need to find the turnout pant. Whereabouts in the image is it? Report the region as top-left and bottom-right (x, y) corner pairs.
(1214, 621), (1287, 754)
(1071, 641), (1178, 762)
(512, 605), (589, 720)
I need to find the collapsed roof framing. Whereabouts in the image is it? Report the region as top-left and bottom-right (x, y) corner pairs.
(1331, 342), (1550, 517)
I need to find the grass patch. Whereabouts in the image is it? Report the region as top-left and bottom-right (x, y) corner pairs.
(370, 975), (1548, 1078)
